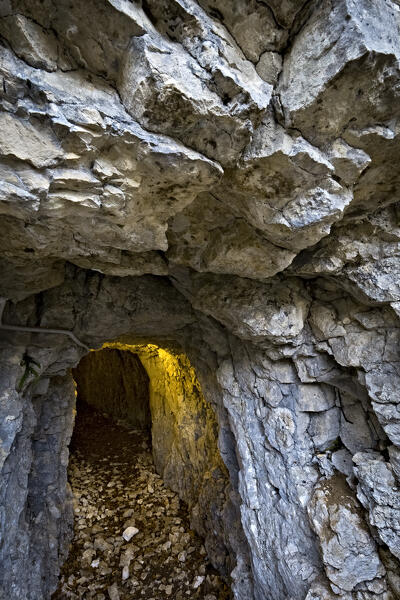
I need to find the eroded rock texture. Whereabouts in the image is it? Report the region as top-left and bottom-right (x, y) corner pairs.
(73, 348), (151, 429)
(1, 0), (400, 599)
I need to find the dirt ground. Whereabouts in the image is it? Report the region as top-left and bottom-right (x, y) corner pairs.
(52, 402), (232, 600)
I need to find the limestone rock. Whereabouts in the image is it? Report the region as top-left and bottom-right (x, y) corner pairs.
(1, 1), (400, 600)
(0, 47), (221, 289)
(215, 112), (352, 252)
(331, 449), (354, 478)
(278, 0), (400, 145)
(256, 51), (282, 86)
(167, 198), (296, 279)
(180, 272), (311, 343)
(297, 384), (336, 413)
(0, 112), (64, 168)
(108, 583), (120, 600)
(308, 407), (340, 451)
(353, 452), (400, 560)
(7, 0), (148, 80)
(0, 14), (59, 71)
(308, 476), (386, 593)
(122, 527), (139, 542)
(290, 206), (400, 304)
(118, 30), (271, 166)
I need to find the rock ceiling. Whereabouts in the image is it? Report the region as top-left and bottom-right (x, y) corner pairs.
(0, 0), (399, 309)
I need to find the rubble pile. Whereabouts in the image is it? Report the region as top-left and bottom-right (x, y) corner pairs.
(53, 403), (231, 600)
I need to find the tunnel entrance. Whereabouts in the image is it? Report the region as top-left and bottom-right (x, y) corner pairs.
(53, 346), (232, 600)
(73, 348), (152, 432)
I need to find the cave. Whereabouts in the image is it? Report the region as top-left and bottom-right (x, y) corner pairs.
(51, 345), (231, 598)
(1, 1), (400, 599)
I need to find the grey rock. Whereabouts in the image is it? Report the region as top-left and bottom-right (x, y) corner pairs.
(0, 14), (59, 71)
(118, 28), (271, 166)
(256, 52), (282, 86)
(215, 112), (352, 252)
(122, 527), (139, 542)
(279, 0), (400, 145)
(353, 452), (400, 560)
(297, 384), (336, 412)
(308, 407), (340, 452)
(0, 112), (64, 168)
(1, 1), (400, 599)
(339, 392), (376, 455)
(331, 449), (354, 478)
(308, 476), (386, 592)
(198, 0), (287, 61)
(108, 583), (120, 600)
(388, 445), (400, 482)
(182, 272), (311, 344)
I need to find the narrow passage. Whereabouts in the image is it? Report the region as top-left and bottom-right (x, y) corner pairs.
(53, 402), (231, 600)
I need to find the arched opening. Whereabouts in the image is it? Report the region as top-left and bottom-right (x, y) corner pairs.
(53, 344), (232, 599)
(73, 348), (152, 431)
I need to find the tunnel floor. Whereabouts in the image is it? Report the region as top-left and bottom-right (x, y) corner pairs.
(53, 402), (231, 600)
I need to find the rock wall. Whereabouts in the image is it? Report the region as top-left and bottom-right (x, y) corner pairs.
(1, 1), (400, 599)
(0, 365), (75, 600)
(73, 348), (151, 429)
(140, 344), (235, 575)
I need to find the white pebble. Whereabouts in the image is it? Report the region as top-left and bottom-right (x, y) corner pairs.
(193, 575), (205, 589)
(122, 526), (139, 541)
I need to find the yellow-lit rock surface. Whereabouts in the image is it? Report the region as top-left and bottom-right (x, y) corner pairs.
(101, 343), (232, 574)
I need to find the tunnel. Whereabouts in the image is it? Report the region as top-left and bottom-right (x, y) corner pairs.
(2, 0), (400, 597)
(52, 344), (233, 599)
(72, 348), (152, 431)
(2, 262), (399, 600)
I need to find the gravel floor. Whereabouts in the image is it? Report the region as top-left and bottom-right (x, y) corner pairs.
(52, 402), (232, 600)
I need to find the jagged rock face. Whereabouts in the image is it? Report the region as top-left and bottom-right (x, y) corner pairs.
(1, 1), (400, 599)
(129, 343), (234, 576)
(4, 0), (400, 291)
